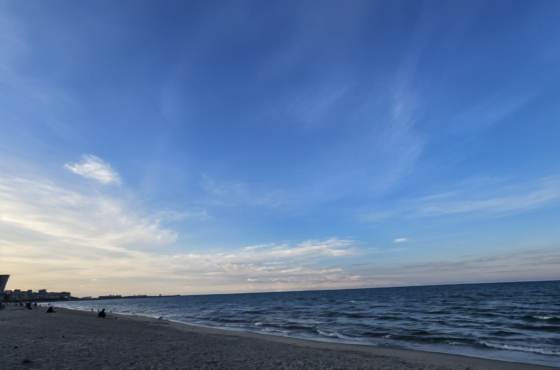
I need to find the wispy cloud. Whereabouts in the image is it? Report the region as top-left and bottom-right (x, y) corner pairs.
(0, 172), (362, 295)
(65, 155), (121, 185)
(393, 238), (407, 243)
(2, 171), (558, 296)
(363, 175), (560, 221)
(200, 175), (286, 207)
(235, 238), (357, 261)
(0, 176), (175, 250)
(376, 247), (560, 286)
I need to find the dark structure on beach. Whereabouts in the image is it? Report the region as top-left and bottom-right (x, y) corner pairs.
(0, 275), (9, 301)
(0, 275), (9, 292)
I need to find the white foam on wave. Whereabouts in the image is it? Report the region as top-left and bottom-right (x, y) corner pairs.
(317, 330), (338, 337)
(533, 316), (552, 320)
(255, 322), (264, 326)
(317, 330), (354, 341)
(262, 327), (289, 334)
(477, 341), (560, 356)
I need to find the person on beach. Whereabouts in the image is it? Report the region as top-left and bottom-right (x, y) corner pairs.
(46, 306), (55, 313)
(26, 302), (32, 310)
(98, 308), (106, 318)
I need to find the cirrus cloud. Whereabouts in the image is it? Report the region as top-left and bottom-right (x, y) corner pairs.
(64, 155), (121, 185)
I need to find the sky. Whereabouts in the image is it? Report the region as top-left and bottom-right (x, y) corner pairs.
(1, 0), (559, 297)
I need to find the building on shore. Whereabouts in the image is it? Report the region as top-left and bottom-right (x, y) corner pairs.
(3, 288), (71, 301)
(0, 276), (72, 302)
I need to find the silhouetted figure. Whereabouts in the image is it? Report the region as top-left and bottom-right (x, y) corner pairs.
(25, 302), (32, 310)
(34, 303), (37, 308)
(98, 308), (106, 319)
(46, 306), (55, 313)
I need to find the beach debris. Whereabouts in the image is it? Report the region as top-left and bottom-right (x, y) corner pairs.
(158, 316), (163, 320)
(98, 308), (106, 319)
(22, 359), (32, 364)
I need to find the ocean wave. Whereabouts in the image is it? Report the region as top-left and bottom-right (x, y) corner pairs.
(376, 315), (402, 321)
(533, 316), (560, 323)
(489, 330), (521, 337)
(262, 327), (290, 334)
(513, 323), (560, 332)
(316, 330), (354, 341)
(521, 315), (560, 323)
(477, 341), (560, 356)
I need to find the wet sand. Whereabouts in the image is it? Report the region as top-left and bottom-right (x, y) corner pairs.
(0, 306), (555, 370)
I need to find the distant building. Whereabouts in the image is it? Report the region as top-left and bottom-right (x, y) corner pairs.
(4, 289), (71, 301)
(0, 277), (72, 301)
(0, 275), (9, 292)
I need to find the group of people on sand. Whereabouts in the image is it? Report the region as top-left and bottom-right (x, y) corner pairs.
(1, 302), (109, 317)
(25, 302), (39, 310)
(44, 305), (108, 318)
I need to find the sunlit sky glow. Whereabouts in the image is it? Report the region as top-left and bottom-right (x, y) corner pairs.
(1, 1), (559, 297)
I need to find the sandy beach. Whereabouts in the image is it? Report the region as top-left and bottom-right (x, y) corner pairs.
(0, 306), (555, 370)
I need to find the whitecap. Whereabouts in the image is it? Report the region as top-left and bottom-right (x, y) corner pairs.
(317, 330), (338, 337)
(477, 341), (560, 356)
(317, 330), (356, 341)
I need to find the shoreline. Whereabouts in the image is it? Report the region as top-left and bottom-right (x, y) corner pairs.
(1, 307), (557, 370)
(55, 303), (560, 367)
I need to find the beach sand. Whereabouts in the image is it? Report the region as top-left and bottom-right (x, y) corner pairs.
(0, 306), (555, 370)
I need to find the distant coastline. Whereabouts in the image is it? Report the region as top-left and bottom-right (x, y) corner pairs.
(82, 294), (181, 301)
(4, 294), (181, 303)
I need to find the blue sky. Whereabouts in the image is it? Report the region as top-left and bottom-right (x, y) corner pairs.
(1, 0), (559, 296)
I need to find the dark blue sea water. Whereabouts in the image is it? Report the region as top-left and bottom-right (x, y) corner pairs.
(53, 281), (560, 367)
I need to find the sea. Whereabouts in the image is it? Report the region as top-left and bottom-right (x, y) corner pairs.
(52, 280), (560, 367)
